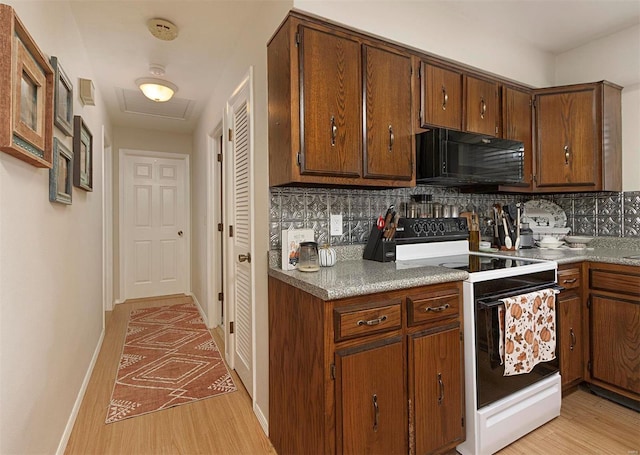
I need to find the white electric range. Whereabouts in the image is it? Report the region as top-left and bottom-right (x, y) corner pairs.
(396, 226), (562, 455)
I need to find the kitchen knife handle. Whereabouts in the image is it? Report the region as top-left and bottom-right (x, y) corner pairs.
(330, 116), (337, 147)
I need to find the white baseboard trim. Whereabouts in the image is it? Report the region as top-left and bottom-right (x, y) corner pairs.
(254, 402), (269, 436)
(56, 328), (105, 455)
(188, 292), (209, 327)
(114, 298), (125, 305)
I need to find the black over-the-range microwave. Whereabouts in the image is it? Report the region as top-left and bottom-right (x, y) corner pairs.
(416, 128), (525, 186)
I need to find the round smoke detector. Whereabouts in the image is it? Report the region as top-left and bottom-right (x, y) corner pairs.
(147, 18), (179, 41)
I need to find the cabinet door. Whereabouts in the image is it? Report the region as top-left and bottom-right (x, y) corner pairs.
(421, 62), (463, 130)
(298, 25), (362, 177)
(465, 76), (499, 136)
(589, 295), (640, 395)
(500, 86), (533, 191)
(410, 325), (464, 454)
(363, 45), (413, 180)
(535, 87), (598, 189)
(558, 291), (583, 389)
(335, 338), (407, 455)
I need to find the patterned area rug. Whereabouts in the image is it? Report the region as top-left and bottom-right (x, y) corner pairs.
(106, 302), (236, 423)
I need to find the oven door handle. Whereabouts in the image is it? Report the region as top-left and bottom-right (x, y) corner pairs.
(478, 283), (564, 309)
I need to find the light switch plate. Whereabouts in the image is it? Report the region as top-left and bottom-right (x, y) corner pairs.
(330, 214), (343, 236)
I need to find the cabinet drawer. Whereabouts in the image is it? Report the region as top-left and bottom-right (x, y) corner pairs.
(334, 300), (402, 342)
(407, 289), (460, 326)
(558, 267), (581, 290)
(590, 268), (640, 297)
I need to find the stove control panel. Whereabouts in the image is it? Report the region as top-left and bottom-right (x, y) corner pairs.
(396, 217), (469, 243)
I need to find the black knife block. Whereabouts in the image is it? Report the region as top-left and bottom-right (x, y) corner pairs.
(363, 225), (396, 262)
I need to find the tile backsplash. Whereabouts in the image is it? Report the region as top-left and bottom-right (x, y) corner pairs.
(269, 187), (640, 250)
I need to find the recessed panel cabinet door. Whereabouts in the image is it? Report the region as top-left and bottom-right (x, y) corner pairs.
(363, 45), (413, 180)
(410, 325), (465, 454)
(500, 86), (533, 190)
(299, 25), (361, 177)
(421, 63), (463, 130)
(535, 87), (598, 188)
(465, 76), (499, 136)
(558, 291), (583, 388)
(336, 338), (407, 455)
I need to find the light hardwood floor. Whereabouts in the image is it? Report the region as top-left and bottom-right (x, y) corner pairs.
(64, 295), (276, 455)
(66, 295), (639, 454)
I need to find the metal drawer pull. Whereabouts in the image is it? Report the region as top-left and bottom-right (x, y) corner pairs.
(480, 97), (487, 119)
(437, 373), (444, 405)
(372, 394), (379, 431)
(564, 145), (570, 164)
(562, 278), (577, 284)
(570, 328), (576, 351)
(424, 303), (450, 313)
(388, 125), (394, 152)
(357, 315), (388, 326)
(442, 86), (448, 110)
(331, 116), (337, 147)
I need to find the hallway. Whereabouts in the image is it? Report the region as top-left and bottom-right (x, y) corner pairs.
(64, 295), (275, 455)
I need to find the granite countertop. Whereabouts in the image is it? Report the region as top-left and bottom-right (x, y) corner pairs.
(268, 259), (467, 301)
(268, 238), (640, 301)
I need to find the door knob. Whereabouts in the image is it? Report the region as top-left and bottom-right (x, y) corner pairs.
(178, 230), (183, 237)
(238, 253), (251, 263)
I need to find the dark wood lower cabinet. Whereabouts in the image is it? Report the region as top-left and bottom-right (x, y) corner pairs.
(557, 264), (585, 392)
(336, 338), (407, 454)
(587, 262), (640, 401)
(269, 276), (465, 455)
(409, 323), (464, 454)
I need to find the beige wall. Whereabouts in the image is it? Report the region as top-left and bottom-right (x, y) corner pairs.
(555, 25), (640, 191)
(111, 127), (193, 303)
(0, 1), (112, 453)
(190, 0), (292, 432)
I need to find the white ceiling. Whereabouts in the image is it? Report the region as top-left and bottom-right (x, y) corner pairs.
(68, 0), (640, 134)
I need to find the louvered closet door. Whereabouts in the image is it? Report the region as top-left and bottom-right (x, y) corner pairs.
(228, 77), (254, 396)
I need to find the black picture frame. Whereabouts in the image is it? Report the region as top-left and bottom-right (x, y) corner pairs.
(50, 56), (73, 137)
(73, 115), (93, 191)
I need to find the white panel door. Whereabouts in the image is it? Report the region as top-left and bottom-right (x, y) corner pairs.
(122, 152), (188, 300)
(226, 70), (254, 397)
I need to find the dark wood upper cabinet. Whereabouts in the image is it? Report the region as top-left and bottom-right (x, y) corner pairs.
(499, 86), (534, 192)
(298, 25), (362, 178)
(533, 81), (622, 192)
(464, 75), (500, 136)
(363, 45), (413, 180)
(267, 13), (415, 188)
(420, 62), (463, 131)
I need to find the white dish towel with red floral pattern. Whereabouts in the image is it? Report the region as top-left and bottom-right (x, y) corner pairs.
(498, 288), (559, 376)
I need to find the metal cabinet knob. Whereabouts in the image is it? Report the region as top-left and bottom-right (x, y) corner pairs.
(238, 253), (251, 263)
(178, 230), (183, 237)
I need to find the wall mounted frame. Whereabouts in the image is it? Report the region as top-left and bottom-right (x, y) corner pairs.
(49, 137), (73, 204)
(73, 115), (93, 191)
(0, 4), (54, 168)
(51, 56), (73, 136)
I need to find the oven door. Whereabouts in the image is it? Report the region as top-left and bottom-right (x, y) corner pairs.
(474, 282), (561, 409)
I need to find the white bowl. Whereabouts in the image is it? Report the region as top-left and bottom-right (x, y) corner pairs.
(537, 239), (564, 249)
(564, 235), (593, 245)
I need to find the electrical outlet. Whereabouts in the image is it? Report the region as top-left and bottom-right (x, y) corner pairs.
(330, 214), (343, 236)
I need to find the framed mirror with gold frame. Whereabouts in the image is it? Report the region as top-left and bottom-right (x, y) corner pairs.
(0, 4), (54, 168)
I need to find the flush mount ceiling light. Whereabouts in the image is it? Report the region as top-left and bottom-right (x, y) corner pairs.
(136, 77), (178, 102)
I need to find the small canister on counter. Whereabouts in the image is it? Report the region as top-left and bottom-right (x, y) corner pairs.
(319, 244), (337, 267)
